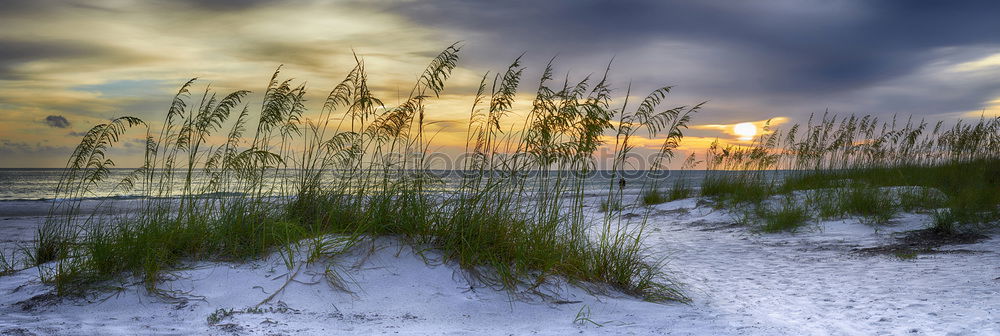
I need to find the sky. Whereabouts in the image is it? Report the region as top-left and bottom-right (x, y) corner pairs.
(1, 0), (1000, 168)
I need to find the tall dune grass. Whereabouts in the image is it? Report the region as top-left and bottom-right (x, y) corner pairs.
(29, 45), (699, 302)
(701, 112), (1000, 233)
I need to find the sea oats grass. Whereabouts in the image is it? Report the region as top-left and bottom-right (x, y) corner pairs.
(702, 112), (1000, 233)
(31, 45), (700, 302)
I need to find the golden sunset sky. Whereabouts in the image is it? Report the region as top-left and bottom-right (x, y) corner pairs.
(1, 0), (999, 167)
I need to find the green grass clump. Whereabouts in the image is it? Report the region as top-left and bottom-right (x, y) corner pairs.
(754, 197), (811, 233)
(701, 112), (999, 232)
(29, 46), (703, 303)
(932, 209), (961, 235)
(0, 252), (17, 276)
(700, 174), (775, 205)
(931, 206), (998, 235)
(898, 187), (946, 213)
(805, 190), (843, 219)
(667, 178), (694, 201)
(642, 187), (668, 205)
(781, 159), (1000, 230)
(598, 199), (618, 213)
(642, 179), (694, 205)
(840, 185), (897, 225)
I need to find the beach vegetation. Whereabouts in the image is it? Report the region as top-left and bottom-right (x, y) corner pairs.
(28, 45), (701, 302)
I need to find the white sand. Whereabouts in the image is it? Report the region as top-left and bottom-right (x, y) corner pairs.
(1, 198), (997, 335)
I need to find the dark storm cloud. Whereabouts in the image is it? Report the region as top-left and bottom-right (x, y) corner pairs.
(0, 40), (84, 63)
(376, 0), (1000, 94)
(0, 40), (95, 78)
(0, 0), (57, 13)
(168, 0), (284, 11)
(44, 115), (71, 128)
(0, 0), (279, 14)
(0, 39), (157, 80)
(0, 0), (119, 15)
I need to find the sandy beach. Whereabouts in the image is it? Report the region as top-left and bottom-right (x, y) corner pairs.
(1, 197), (996, 335)
(3, 1), (1000, 334)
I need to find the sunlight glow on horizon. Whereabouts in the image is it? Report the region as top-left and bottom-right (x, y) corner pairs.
(733, 122), (757, 141)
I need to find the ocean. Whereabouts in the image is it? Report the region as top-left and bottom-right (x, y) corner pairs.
(0, 168), (721, 202)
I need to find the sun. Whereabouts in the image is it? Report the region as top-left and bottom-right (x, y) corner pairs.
(733, 122), (757, 140)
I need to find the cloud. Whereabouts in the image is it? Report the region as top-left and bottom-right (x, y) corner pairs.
(0, 40), (96, 79)
(377, 0), (1000, 92)
(0, 139), (70, 155)
(0, 39), (162, 81)
(44, 115), (70, 128)
(170, 0), (283, 11)
(360, 0), (1000, 124)
(1, 0), (999, 168)
(0, 139), (75, 167)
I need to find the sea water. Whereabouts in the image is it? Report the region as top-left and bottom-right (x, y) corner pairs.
(0, 168), (730, 202)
